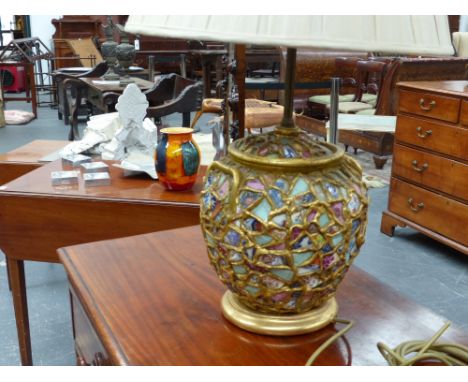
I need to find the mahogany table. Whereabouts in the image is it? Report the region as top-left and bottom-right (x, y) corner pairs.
(0, 159), (204, 365)
(0, 139), (69, 291)
(58, 226), (468, 366)
(0, 139), (68, 185)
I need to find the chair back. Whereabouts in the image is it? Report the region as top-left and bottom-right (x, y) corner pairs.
(334, 56), (365, 93)
(354, 59), (388, 102)
(145, 73), (203, 127)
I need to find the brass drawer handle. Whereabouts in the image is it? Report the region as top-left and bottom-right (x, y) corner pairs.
(419, 98), (436, 111)
(408, 198), (424, 212)
(416, 126), (432, 138)
(411, 160), (428, 173)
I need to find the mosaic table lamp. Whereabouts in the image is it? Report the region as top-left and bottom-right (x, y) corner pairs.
(126, 15), (454, 335)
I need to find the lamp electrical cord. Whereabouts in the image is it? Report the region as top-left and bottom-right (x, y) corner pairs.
(305, 320), (468, 366)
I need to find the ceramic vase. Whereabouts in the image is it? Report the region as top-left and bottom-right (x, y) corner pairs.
(199, 126), (368, 333)
(155, 127), (201, 191)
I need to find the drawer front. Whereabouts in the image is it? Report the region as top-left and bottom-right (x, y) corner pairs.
(392, 144), (468, 202)
(395, 115), (468, 160)
(399, 89), (460, 123)
(71, 290), (111, 366)
(389, 178), (468, 246)
(461, 100), (468, 127)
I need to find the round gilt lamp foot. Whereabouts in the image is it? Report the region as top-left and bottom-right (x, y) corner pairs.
(221, 291), (338, 336)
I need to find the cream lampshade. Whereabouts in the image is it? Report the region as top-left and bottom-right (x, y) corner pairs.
(125, 16), (454, 56)
(126, 16), (454, 335)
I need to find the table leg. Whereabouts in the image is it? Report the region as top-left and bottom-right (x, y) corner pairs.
(372, 155), (388, 169)
(6, 259), (12, 291)
(182, 112), (191, 127)
(201, 57), (211, 99)
(28, 64), (38, 119)
(7, 258), (33, 366)
(64, 79), (83, 141)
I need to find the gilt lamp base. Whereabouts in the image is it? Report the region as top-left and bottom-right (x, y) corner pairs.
(221, 291), (338, 336)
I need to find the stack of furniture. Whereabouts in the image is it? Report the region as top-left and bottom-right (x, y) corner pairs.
(381, 80), (468, 254)
(279, 48), (369, 114)
(52, 16), (103, 69)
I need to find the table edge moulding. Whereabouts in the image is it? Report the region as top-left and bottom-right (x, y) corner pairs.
(0, 140), (69, 185)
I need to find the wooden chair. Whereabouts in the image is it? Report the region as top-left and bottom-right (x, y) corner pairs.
(307, 56), (363, 117)
(191, 98), (284, 134)
(328, 59), (389, 115)
(337, 59), (399, 166)
(53, 61), (108, 126)
(145, 73), (203, 130)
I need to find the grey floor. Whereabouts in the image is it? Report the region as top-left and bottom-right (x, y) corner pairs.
(0, 94), (468, 365)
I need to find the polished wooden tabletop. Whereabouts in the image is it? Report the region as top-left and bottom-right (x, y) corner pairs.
(0, 159), (204, 205)
(0, 140), (69, 185)
(59, 226), (468, 366)
(0, 159), (205, 263)
(0, 140), (68, 164)
(80, 77), (154, 93)
(397, 80), (468, 98)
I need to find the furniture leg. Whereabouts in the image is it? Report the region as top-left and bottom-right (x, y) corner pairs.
(179, 54), (187, 78)
(372, 155), (388, 169)
(201, 57), (211, 99)
(65, 79), (83, 141)
(59, 81), (70, 125)
(6, 258), (12, 291)
(190, 110), (203, 130)
(182, 112), (191, 128)
(380, 211), (407, 237)
(7, 258), (33, 366)
(23, 63), (31, 103)
(27, 64), (38, 118)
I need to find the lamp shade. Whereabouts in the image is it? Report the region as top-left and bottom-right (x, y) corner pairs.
(125, 15), (454, 56)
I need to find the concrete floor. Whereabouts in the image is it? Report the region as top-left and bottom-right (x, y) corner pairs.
(0, 95), (467, 365)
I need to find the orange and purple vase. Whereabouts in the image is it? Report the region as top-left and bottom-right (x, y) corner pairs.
(155, 127), (201, 191)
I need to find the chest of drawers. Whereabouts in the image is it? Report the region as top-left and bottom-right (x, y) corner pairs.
(381, 81), (468, 255)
